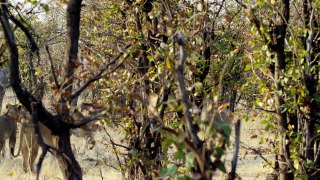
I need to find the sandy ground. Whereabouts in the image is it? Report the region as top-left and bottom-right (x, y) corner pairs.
(217, 117), (276, 179)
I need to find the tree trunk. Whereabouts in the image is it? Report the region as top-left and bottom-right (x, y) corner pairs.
(269, 1), (292, 179)
(56, 130), (82, 179)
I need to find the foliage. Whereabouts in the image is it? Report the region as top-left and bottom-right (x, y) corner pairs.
(1, 0), (320, 179)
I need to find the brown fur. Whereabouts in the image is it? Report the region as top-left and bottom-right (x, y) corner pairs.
(5, 104), (57, 173)
(71, 109), (102, 149)
(0, 104), (18, 160)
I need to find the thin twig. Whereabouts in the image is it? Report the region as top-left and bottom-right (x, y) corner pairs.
(31, 102), (57, 179)
(255, 107), (276, 114)
(45, 44), (60, 88)
(104, 126), (126, 178)
(240, 141), (272, 165)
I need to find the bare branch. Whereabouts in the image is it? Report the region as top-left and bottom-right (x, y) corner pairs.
(61, 0), (83, 83)
(8, 10), (41, 88)
(104, 127), (126, 177)
(0, 3), (59, 134)
(255, 107), (277, 114)
(67, 111), (106, 129)
(45, 44), (61, 89)
(240, 141), (272, 165)
(175, 31), (202, 153)
(31, 102), (64, 179)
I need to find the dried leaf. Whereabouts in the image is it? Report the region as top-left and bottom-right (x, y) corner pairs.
(251, 134), (258, 139)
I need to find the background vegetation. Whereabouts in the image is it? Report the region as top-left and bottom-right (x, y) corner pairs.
(0, 0), (319, 179)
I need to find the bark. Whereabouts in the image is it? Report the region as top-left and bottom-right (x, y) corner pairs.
(268, 1), (293, 179)
(302, 0), (320, 178)
(59, 0), (83, 118)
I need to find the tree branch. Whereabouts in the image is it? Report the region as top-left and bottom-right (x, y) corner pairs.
(104, 127), (127, 178)
(67, 111), (105, 129)
(234, 0), (247, 9)
(71, 44), (131, 100)
(45, 44), (60, 89)
(175, 31), (202, 152)
(31, 102), (67, 180)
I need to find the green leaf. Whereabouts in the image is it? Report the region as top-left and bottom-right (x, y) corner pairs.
(174, 150), (185, 160)
(215, 120), (231, 137)
(314, 94), (320, 103)
(30, 0), (38, 5)
(244, 64), (252, 71)
(178, 176), (190, 180)
(215, 147), (224, 158)
(167, 165), (177, 176)
(160, 168), (169, 180)
(185, 152), (195, 170)
(41, 4), (50, 12)
(217, 162), (227, 173)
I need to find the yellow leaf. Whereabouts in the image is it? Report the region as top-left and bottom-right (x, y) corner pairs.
(35, 70), (44, 76)
(288, 124), (294, 131)
(218, 103), (229, 110)
(9, 170), (14, 176)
